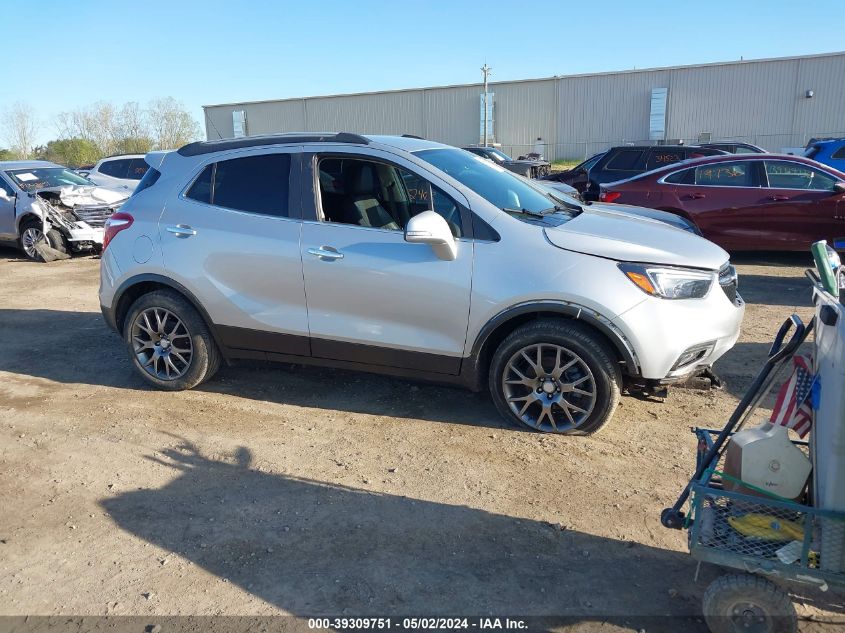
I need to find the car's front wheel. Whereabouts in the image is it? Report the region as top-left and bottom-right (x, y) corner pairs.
(20, 220), (67, 261)
(489, 319), (621, 434)
(124, 290), (221, 391)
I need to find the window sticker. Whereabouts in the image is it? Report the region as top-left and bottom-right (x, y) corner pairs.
(15, 172), (38, 182)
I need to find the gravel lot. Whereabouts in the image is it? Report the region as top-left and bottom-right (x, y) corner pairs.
(0, 245), (840, 631)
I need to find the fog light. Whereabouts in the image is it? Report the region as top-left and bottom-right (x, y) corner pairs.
(671, 342), (715, 371)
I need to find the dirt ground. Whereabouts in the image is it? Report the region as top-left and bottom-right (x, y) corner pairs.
(0, 245), (841, 631)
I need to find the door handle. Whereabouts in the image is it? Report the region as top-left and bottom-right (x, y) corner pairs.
(166, 224), (197, 238)
(307, 246), (344, 260)
(685, 193), (706, 200)
(768, 195), (790, 201)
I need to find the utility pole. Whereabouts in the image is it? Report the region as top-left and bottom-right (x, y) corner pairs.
(481, 63), (492, 147)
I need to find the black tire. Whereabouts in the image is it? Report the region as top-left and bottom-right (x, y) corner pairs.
(46, 229), (69, 255)
(488, 319), (621, 435)
(702, 574), (797, 633)
(123, 289), (221, 391)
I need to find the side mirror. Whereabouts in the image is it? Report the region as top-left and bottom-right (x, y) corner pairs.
(404, 210), (457, 261)
(834, 182), (845, 194)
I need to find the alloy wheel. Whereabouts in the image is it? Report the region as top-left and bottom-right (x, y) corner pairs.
(131, 308), (194, 380)
(21, 227), (46, 259)
(502, 343), (596, 432)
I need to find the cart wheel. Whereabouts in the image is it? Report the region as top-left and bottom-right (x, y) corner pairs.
(702, 574), (797, 633)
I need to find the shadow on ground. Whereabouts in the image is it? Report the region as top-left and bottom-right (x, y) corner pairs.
(99, 438), (713, 628)
(736, 274), (813, 307)
(730, 252), (815, 268)
(0, 308), (505, 429)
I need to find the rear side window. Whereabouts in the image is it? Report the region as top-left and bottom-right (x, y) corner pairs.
(126, 158), (149, 180)
(186, 165), (213, 204)
(646, 150), (683, 170)
(832, 145), (845, 160)
(694, 162), (755, 187)
(663, 168), (693, 184)
(99, 159), (130, 178)
(605, 150), (644, 171)
(185, 154), (291, 217)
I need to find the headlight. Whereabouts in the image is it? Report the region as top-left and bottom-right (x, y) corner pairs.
(619, 263), (714, 299)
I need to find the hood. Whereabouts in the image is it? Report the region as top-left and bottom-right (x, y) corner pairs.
(582, 201), (697, 233)
(53, 185), (128, 208)
(543, 207), (727, 270)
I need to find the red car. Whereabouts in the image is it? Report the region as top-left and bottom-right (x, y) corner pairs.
(599, 154), (845, 250)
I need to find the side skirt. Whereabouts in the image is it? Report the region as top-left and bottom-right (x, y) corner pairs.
(214, 325), (481, 391)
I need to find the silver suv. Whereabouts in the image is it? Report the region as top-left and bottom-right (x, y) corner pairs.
(99, 134), (744, 434)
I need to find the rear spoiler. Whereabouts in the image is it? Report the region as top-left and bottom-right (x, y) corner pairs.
(144, 150), (173, 170)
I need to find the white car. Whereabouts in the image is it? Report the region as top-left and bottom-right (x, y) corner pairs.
(0, 160), (128, 260)
(99, 134), (744, 435)
(84, 155), (149, 193)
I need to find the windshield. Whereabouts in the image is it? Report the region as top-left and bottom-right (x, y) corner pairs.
(6, 167), (94, 191)
(531, 181), (583, 206)
(416, 148), (558, 215)
(486, 148), (512, 162)
(580, 152), (605, 172)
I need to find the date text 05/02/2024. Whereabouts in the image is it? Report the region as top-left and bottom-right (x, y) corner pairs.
(307, 618), (528, 630)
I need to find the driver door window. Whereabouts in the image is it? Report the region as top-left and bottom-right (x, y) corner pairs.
(317, 157), (463, 237)
(764, 161), (837, 191)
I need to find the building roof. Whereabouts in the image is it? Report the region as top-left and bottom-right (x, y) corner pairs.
(203, 50), (845, 110)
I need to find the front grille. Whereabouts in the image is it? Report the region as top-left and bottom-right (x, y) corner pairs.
(719, 262), (738, 304)
(72, 205), (116, 228)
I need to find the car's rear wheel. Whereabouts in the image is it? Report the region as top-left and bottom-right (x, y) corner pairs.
(124, 290), (221, 391)
(489, 319), (621, 434)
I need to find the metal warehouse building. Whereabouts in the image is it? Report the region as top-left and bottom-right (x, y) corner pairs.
(204, 51), (845, 161)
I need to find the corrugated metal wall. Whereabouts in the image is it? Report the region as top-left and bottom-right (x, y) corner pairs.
(204, 52), (845, 160)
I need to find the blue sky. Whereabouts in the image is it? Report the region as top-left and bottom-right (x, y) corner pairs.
(3, 0), (844, 143)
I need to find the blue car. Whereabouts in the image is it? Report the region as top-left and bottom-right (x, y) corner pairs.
(805, 138), (845, 171)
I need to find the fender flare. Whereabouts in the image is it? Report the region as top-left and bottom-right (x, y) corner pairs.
(470, 300), (640, 374)
(16, 212), (44, 232)
(108, 273), (219, 344)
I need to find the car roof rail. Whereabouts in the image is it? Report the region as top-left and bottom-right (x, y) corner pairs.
(401, 134), (425, 139)
(177, 132), (370, 157)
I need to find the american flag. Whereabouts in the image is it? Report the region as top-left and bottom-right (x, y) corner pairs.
(770, 354), (815, 438)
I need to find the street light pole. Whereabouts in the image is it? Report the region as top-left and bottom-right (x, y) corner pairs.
(481, 63), (492, 147)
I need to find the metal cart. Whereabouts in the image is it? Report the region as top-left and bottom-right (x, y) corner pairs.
(661, 314), (845, 633)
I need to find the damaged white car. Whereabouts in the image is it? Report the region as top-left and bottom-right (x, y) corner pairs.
(0, 161), (128, 261)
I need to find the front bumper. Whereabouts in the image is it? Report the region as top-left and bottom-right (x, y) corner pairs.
(612, 286), (745, 381)
(66, 223), (104, 245)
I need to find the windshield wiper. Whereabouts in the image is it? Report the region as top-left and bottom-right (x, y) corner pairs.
(539, 204), (581, 216)
(502, 207), (548, 218)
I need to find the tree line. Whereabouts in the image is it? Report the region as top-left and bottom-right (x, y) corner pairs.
(1, 98), (202, 167)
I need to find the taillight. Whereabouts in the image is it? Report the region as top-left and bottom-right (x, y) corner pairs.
(600, 191), (622, 203)
(103, 212), (134, 251)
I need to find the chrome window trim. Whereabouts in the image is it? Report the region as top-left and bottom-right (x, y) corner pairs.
(657, 158), (844, 192)
(177, 148), (297, 219)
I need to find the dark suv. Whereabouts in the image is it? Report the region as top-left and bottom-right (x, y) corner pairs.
(698, 142), (766, 154)
(573, 145), (726, 200)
